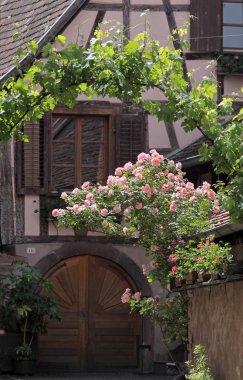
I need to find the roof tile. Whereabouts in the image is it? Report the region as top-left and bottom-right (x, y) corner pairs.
(0, 0), (73, 77)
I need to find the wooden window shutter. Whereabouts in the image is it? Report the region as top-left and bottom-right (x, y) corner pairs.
(117, 109), (147, 166)
(21, 121), (40, 193)
(190, 0), (222, 52)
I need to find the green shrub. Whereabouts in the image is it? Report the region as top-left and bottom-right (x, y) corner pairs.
(186, 345), (214, 380)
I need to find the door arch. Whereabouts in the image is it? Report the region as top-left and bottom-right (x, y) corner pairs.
(38, 255), (141, 371)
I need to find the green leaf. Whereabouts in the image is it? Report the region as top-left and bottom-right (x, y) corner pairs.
(28, 40), (39, 55)
(124, 41), (139, 54)
(55, 35), (66, 47)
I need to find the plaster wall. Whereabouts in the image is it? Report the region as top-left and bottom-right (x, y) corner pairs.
(224, 75), (243, 98)
(148, 116), (171, 149)
(188, 281), (243, 380)
(24, 195), (40, 236)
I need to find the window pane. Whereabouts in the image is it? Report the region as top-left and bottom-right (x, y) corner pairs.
(82, 118), (105, 142)
(82, 167), (104, 184)
(223, 26), (243, 48)
(223, 3), (243, 24)
(81, 144), (104, 166)
(52, 118), (75, 140)
(53, 142), (75, 164)
(52, 166), (75, 191)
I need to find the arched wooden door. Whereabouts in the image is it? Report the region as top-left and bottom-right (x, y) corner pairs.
(38, 256), (141, 371)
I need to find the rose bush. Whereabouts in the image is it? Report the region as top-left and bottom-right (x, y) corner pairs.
(52, 149), (232, 285)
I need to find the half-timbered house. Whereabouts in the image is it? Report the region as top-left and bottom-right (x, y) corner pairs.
(0, 0), (243, 376)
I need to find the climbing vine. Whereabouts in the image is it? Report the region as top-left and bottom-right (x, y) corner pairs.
(0, 25), (242, 221)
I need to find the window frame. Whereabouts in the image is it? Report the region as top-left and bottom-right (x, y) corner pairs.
(223, 0), (243, 50)
(44, 103), (120, 195)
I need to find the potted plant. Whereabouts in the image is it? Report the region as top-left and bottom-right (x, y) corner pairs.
(0, 261), (60, 375)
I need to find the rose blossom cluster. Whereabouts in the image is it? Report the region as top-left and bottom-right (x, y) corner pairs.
(121, 288), (141, 303)
(52, 149), (224, 282)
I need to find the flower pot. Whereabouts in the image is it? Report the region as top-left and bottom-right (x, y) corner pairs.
(175, 278), (183, 288)
(197, 273), (211, 283)
(210, 272), (219, 281)
(0, 332), (22, 373)
(13, 358), (36, 375)
(74, 228), (88, 237)
(186, 272), (198, 285)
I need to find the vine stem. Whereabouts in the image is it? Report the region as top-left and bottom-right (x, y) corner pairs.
(159, 326), (185, 376)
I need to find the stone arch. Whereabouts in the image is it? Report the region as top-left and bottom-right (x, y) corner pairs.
(36, 240), (152, 296)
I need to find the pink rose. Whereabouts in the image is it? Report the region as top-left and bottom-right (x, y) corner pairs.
(142, 184), (152, 196)
(86, 193), (94, 200)
(151, 207), (159, 215)
(189, 196), (196, 202)
(135, 202), (143, 210)
(121, 288), (131, 303)
(52, 209), (60, 217)
(81, 181), (90, 189)
(114, 204), (122, 213)
(150, 245), (158, 252)
(123, 227), (128, 234)
(176, 162), (182, 169)
(134, 292), (141, 301)
(124, 208), (131, 217)
(90, 204), (98, 212)
(133, 230), (140, 238)
(137, 152), (150, 162)
(72, 188), (80, 194)
(121, 292), (131, 304)
(61, 192), (68, 200)
(123, 161), (133, 170)
(180, 188), (188, 196)
(203, 181), (211, 189)
(115, 167), (124, 176)
(167, 173), (175, 181)
(142, 264), (147, 275)
(101, 208), (108, 216)
(135, 172), (143, 180)
(108, 189), (113, 196)
(147, 297), (155, 304)
(207, 190), (215, 199)
(84, 199), (91, 206)
(171, 266), (178, 275)
(168, 254), (178, 263)
(107, 175), (115, 185)
(186, 182), (194, 189)
(169, 203), (177, 212)
(151, 157), (161, 167)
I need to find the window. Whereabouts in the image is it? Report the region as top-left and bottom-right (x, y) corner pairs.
(223, 1), (243, 49)
(19, 103), (147, 195)
(50, 116), (108, 192)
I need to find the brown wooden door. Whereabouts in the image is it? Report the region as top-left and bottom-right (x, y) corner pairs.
(38, 256), (141, 371)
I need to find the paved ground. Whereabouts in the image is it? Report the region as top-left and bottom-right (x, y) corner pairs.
(0, 373), (175, 380)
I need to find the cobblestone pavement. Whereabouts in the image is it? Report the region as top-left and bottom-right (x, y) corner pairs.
(0, 373), (174, 380)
